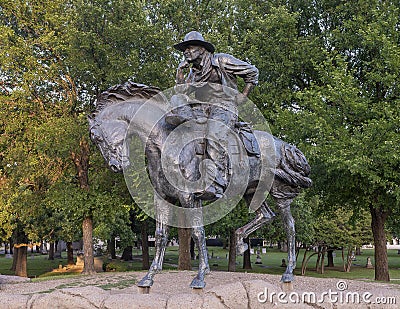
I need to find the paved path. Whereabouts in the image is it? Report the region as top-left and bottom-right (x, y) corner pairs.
(1, 271), (399, 308)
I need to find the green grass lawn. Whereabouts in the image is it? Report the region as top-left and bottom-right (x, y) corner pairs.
(0, 253), (71, 278)
(1, 247), (399, 284)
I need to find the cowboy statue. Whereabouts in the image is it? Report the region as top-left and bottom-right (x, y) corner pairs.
(166, 31), (259, 200)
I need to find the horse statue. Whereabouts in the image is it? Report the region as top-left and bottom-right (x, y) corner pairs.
(89, 81), (312, 289)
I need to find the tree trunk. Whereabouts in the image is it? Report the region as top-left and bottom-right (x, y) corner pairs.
(223, 238), (228, 250)
(121, 246), (133, 261)
(178, 228), (191, 270)
(72, 138), (95, 275)
(242, 237), (252, 270)
(228, 229), (236, 272)
(48, 242), (55, 260)
(341, 247), (346, 272)
(327, 249), (334, 267)
(141, 222), (150, 269)
(370, 204), (390, 281)
(54, 240), (62, 258)
(82, 216), (96, 274)
(67, 241), (74, 265)
(108, 236), (116, 259)
(345, 247), (353, 272)
(15, 246), (27, 277)
(11, 225), (28, 277)
(319, 247), (325, 274)
(300, 248), (308, 275)
(71, 137), (90, 191)
(11, 247), (18, 271)
(315, 246), (321, 273)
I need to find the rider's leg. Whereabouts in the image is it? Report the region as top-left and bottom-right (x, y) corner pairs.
(165, 94), (194, 126)
(198, 103), (237, 199)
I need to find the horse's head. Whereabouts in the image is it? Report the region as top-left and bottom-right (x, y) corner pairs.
(89, 115), (129, 173)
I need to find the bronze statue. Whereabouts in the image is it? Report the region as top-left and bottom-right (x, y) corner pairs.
(89, 80), (311, 290)
(89, 28), (311, 292)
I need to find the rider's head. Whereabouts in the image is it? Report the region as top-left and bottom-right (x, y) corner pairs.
(174, 31), (215, 63)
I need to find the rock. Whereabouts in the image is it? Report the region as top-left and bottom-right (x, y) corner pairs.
(206, 281), (248, 309)
(94, 257), (104, 272)
(0, 275), (31, 284)
(59, 286), (108, 307)
(29, 290), (98, 309)
(76, 253), (84, 266)
(0, 293), (30, 309)
(103, 293), (167, 309)
(202, 293), (227, 309)
(243, 280), (280, 309)
(167, 293), (203, 309)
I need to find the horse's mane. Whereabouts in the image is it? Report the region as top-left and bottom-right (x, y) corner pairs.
(93, 81), (161, 115)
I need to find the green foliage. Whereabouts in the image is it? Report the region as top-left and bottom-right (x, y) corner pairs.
(1, 0), (399, 273)
(102, 260), (134, 272)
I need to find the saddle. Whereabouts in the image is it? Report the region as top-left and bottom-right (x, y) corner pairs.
(235, 122), (261, 157)
(165, 94), (260, 158)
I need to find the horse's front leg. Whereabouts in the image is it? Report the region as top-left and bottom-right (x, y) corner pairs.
(181, 197), (210, 289)
(276, 198), (296, 283)
(138, 195), (170, 288)
(191, 225), (210, 288)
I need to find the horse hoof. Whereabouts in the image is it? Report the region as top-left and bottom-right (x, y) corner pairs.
(190, 277), (206, 289)
(281, 273), (294, 283)
(138, 277), (154, 288)
(236, 242), (248, 255)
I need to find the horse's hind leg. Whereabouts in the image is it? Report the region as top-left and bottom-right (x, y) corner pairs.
(276, 197), (296, 283)
(138, 195), (169, 288)
(235, 196), (276, 254)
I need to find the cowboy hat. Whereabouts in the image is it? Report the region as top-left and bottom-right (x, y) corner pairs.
(173, 31), (215, 53)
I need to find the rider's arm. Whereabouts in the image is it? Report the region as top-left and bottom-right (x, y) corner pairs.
(242, 83), (255, 97)
(175, 60), (194, 94)
(217, 54), (259, 103)
(176, 60), (189, 84)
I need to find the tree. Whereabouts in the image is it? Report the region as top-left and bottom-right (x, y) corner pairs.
(207, 200), (251, 272)
(287, 1), (400, 281)
(239, 0), (399, 282)
(0, 0), (143, 276)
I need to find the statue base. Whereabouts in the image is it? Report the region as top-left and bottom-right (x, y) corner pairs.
(191, 287), (204, 295)
(280, 281), (294, 292)
(138, 286), (151, 294)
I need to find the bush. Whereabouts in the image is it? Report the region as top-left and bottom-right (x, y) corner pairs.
(103, 261), (133, 272)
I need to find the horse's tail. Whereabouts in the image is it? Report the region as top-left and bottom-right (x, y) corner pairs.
(274, 142), (312, 188)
